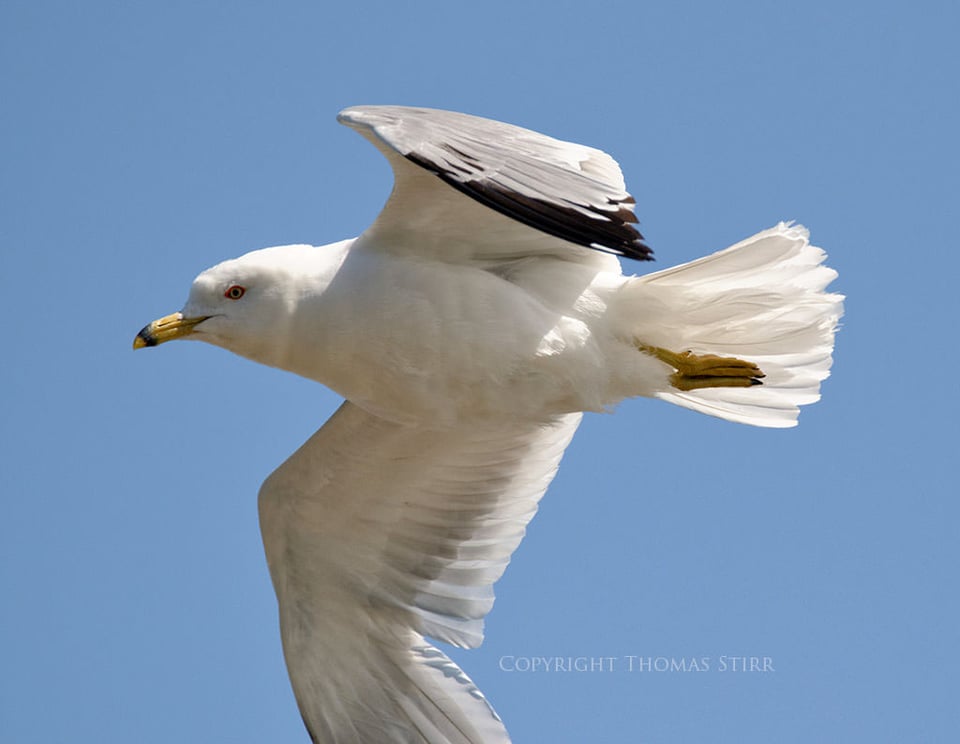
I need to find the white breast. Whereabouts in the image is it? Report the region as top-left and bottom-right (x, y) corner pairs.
(281, 241), (633, 425)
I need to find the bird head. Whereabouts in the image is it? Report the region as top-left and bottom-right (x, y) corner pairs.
(133, 244), (329, 367)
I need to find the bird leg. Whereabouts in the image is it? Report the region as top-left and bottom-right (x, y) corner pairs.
(636, 343), (765, 391)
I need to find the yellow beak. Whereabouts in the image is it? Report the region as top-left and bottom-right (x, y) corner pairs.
(133, 312), (209, 349)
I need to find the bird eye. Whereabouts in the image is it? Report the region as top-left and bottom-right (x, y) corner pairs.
(224, 285), (246, 300)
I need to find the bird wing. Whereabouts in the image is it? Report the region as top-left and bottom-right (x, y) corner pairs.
(258, 401), (581, 743)
(338, 105), (651, 265)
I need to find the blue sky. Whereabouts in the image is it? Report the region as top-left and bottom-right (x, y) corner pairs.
(2, 1), (957, 742)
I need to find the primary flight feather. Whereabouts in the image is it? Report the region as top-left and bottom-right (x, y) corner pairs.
(134, 105), (843, 743)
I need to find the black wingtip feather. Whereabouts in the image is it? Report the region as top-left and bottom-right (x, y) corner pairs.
(405, 152), (654, 261)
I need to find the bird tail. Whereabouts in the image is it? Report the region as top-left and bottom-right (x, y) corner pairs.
(624, 223), (843, 428)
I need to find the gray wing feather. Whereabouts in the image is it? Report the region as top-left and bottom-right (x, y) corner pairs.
(339, 105), (652, 262)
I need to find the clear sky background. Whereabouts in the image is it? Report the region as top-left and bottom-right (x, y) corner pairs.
(2, 2), (957, 742)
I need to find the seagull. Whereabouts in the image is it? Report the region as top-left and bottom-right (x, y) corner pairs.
(134, 106), (842, 743)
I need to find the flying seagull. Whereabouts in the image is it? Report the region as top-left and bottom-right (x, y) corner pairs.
(134, 106), (842, 743)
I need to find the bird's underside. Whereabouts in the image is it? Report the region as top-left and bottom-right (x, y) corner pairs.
(134, 105), (842, 743)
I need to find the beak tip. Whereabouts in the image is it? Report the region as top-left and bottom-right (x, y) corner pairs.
(133, 312), (204, 350)
(133, 327), (156, 350)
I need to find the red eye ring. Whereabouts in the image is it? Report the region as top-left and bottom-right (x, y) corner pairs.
(224, 285), (246, 300)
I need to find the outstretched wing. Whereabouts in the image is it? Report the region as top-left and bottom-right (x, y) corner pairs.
(259, 401), (581, 743)
(338, 105), (651, 266)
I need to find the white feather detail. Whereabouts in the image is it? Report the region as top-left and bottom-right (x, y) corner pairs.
(259, 402), (581, 742)
(622, 223), (843, 427)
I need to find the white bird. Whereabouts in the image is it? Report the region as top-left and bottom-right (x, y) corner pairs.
(134, 106), (842, 743)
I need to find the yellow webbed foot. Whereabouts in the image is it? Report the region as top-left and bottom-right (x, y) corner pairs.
(636, 343), (765, 391)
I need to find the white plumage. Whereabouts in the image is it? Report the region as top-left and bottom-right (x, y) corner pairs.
(134, 105), (843, 743)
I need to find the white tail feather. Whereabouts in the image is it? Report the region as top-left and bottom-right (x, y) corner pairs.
(627, 223), (843, 427)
